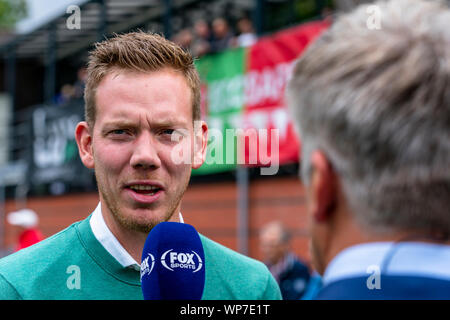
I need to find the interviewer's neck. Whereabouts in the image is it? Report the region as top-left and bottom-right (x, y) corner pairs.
(323, 210), (450, 273)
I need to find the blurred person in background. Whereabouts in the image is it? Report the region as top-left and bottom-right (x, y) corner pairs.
(210, 17), (234, 53)
(233, 17), (257, 48)
(260, 221), (311, 299)
(0, 32), (281, 300)
(172, 28), (194, 52)
(287, 0), (450, 299)
(7, 209), (43, 252)
(55, 83), (75, 105)
(73, 67), (87, 99)
(192, 19), (213, 57)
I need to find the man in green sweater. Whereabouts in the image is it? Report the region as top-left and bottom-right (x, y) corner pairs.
(0, 32), (281, 300)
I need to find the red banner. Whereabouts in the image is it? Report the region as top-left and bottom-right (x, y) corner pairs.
(241, 20), (330, 168)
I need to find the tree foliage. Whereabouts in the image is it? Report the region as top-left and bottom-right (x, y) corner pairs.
(0, 0), (27, 30)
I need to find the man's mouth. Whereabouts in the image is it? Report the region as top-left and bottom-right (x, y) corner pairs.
(127, 184), (162, 196)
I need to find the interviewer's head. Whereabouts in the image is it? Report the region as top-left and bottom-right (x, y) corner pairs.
(287, 0), (450, 274)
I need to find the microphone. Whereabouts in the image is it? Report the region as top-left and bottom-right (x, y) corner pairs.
(140, 222), (206, 300)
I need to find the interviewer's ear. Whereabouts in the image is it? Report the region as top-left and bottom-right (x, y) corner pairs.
(75, 121), (94, 169)
(310, 150), (337, 223)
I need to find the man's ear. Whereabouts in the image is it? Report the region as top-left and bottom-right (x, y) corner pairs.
(310, 150), (337, 223)
(75, 121), (94, 169)
(192, 120), (208, 169)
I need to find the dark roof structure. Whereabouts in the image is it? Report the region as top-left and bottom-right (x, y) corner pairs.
(0, 0), (193, 61)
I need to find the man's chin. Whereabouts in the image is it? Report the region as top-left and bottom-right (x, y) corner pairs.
(127, 221), (156, 234)
(113, 208), (173, 234)
(118, 215), (161, 234)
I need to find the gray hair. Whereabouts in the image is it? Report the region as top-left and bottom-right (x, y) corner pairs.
(287, 0), (450, 234)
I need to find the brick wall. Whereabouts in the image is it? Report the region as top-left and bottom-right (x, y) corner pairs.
(2, 176), (310, 263)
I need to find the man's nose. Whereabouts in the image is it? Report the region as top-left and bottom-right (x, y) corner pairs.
(130, 132), (161, 170)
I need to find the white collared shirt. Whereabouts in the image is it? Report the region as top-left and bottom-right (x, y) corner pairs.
(89, 202), (184, 271)
(322, 241), (450, 286)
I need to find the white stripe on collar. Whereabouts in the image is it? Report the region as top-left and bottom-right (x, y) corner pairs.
(89, 202), (185, 269)
(322, 242), (450, 286)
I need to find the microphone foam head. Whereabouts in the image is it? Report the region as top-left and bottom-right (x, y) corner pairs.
(140, 222), (205, 300)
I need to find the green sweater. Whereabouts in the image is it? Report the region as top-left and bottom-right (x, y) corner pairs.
(0, 217), (281, 300)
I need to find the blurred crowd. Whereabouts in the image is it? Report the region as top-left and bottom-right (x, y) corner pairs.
(53, 17), (256, 106)
(52, 5), (337, 107)
(171, 16), (257, 57)
(53, 17), (257, 106)
(54, 67), (87, 106)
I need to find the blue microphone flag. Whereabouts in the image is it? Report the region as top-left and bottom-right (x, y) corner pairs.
(140, 222), (205, 300)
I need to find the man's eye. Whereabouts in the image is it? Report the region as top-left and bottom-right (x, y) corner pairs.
(111, 129), (127, 135)
(109, 129), (133, 137)
(161, 129), (175, 135)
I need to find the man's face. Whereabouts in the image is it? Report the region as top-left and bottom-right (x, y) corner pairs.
(78, 69), (206, 233)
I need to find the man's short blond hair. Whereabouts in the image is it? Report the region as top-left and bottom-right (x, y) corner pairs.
(84, 31), (201, 128)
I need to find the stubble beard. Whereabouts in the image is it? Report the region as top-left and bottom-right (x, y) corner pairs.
(97, 173), (190, 235)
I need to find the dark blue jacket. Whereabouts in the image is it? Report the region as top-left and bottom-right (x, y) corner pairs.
(276, 256), (311, 300)
(316, 275), (450, 300)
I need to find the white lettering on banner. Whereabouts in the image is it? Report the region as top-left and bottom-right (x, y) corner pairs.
(243, 108), (290, 141)
(227, 113), (244, 130)
(244, 61), (295, 107)
(245, 112), (269, 130)
(33, 108), (80, 168)
(196, 58), (297, 174)
(271, 108), (289, 140)
(205, 61), (295, 114)
(192, 108), (290, 174)
(208, 75), (244, 113)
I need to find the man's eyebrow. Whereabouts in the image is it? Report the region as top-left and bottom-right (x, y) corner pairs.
(102, 120), (137, 129)
(152, 119), (188, 127)
(101, 118), (188, 130)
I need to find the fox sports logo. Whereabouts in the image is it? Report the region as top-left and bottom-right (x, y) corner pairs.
(140, 253), (155, 280)
(161, 249), (203, 273)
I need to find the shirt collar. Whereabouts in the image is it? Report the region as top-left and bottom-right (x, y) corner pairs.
(322, 241), (450, 286)
(89, 202), (185, 270)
